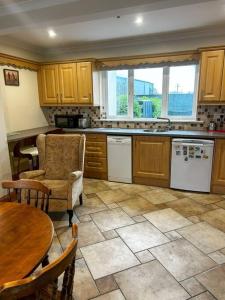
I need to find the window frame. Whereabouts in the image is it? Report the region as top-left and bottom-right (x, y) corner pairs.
(102, 63), (199, 121)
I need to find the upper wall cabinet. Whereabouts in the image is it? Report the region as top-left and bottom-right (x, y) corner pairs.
(198, 50), (225, 103)
(38, 62), (98, 106)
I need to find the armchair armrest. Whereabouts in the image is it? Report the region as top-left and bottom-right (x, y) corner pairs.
(20, 170), (46, 180)
(68, 171), (83, 183)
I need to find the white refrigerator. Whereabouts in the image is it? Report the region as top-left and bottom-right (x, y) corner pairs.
(170, 139), (214, 192)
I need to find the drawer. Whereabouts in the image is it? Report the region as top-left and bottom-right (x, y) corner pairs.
(85, 141), (106, 157)
(84, 157), (107, 173)
(86, 133), (106, 142)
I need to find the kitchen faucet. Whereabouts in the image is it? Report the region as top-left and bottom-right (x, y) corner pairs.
(157, 117), (172, 130)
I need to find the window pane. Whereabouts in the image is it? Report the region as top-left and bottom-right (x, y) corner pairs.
(168, 65), (196, 117)
(133, 68), (163, 118)
(107, 70), (128, 117)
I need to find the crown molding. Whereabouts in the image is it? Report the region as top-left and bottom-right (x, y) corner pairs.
(0, 53), (39, 71)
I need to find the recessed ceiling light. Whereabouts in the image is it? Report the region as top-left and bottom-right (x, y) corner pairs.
(135, 16), (143, 25)
(48, 29), (57, 38)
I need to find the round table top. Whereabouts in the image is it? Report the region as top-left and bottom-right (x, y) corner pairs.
(0, 202), (54, 285)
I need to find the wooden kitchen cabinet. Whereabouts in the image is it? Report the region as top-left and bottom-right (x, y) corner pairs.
(77, 62), (93, 104)
(38, 61), (96, 106)
(133, 136), (171, 187)
(211, 139), (225, 194)
(198, 50), (225, 103)
(84, 134), (107, 179)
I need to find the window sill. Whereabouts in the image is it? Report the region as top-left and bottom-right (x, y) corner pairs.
(95, 118), (203, 123)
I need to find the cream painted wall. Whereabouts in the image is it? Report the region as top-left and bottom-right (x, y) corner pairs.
(0, 93), (12, 197)
(0, 67), (48, 133)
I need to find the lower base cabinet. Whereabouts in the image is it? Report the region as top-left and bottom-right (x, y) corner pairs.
(84, 134), (107, 180)
(211, 139), (225, 194)
(133, 136), (171, 187)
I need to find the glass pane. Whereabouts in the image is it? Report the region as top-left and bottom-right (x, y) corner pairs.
(107, 70), (128, 117)
(133, 68), (163, 118)
(168, 65), (196, 117)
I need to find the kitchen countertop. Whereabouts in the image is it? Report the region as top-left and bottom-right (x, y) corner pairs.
(64, 127), (225, 139)
(7, 126), (59, 142)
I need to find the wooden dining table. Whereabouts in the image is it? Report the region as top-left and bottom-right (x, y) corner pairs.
(0, 202), (54, 285)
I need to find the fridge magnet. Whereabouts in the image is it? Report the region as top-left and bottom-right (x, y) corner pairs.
(4, 69), (19, 86)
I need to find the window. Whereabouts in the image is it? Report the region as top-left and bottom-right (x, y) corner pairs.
(103, 64), (198, 120)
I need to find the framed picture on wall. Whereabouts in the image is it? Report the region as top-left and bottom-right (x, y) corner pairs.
(3, 69), (19, 86)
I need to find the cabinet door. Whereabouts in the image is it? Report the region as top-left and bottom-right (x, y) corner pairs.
(199, 50), (224, 103)
(220, 59), (225, 102)
(77, 62), (93, 104)
(133, 136), (171, 187)
(58, 63), (78, 104)
(212, 139), (225, 193)
(39, 65), (59, 105)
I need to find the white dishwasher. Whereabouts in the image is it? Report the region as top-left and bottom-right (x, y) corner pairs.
(107, 136), (132, 183)
(170, 139), (214, 192)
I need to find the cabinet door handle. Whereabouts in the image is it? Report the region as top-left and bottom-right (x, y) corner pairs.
(60, 93), (63, 102)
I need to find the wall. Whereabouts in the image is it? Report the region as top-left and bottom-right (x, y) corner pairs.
(0, 66), (48, 133)
(0, 91), (12, 197)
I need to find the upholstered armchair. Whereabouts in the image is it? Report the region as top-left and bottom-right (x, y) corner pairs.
(20, 134), (86, 226)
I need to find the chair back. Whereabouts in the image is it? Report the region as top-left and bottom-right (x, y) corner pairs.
(0, 224), (78, 300)
(37, 134), (85, 180)
(1, 179), (51, 213)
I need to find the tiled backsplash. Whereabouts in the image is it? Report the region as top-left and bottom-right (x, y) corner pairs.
(43, 105), (225, 131)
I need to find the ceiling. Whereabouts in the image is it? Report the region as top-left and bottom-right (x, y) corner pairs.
(0, 0), (225, 55)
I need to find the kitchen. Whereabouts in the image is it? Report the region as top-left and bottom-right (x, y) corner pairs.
(1, 1), (225, 299)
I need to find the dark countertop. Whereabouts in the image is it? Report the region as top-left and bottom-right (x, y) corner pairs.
(64, 127), (225, 139)
(7, 126), (59, 142)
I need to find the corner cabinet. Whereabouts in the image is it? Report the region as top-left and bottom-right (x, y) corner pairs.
(133, 136), (171, 187)
(198, 50), (225, 103)
(211, 139), (225, 194)
(38, 62), (98, 106)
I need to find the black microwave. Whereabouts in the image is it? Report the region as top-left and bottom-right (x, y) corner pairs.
(54, 114), (83, 128)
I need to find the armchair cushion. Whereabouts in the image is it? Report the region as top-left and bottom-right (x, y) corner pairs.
(41, 179), (68, 199)
(20, 170), (46, 180)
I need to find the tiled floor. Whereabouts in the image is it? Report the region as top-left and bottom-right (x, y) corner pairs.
(50, 178), (225, 300)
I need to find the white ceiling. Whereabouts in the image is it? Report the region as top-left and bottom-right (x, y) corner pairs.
(0, 0), (225, 54)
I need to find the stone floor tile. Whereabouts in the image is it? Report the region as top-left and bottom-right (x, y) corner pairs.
(114, 260), (189, 300)
(78, 221), (105, 248)
(75, 196), (107, 217)
(166, 198), (212, 217)
(91, 208), (134, 232)
(200, 208), (225, 232)
(103, 180), (126, 189)
(189, 193), (223, 205)
(118, 196), (157, 217)
(144, 208), (192, 232)
(139, 189), (178, 204)
(95, 275), (118, 295)
(196, 264), (225, 300)
(188, 216), (201, 223)
(79, 214), (92, 222)
(216, 200), (225, 209)
(208, 251), (225, 264)
(150, 239), (216, 281)
(81, 238), (140, 279)
(97, 189), (130, 204)
(107, 203), (119, 209)
(180, 277), (206, 296)
(135, 250), (155, 263)
(48, 236), (63, 262)
(120, 183), (150, 195)
(76, 248), (83, 260)
(74, 258), (99, 300)
(132, 215), (146, 223)
(86, 193), (98, 199)
(84, 181), (109, 194)
(91, 290), (125, 300)
(116, 221), (169, 252)
(102, 230), (118, 240)
(178, 222), (225, 254)
(56, 224), (73, 250)
(165, 230), (183, 241)
(190, 292), (216, 299)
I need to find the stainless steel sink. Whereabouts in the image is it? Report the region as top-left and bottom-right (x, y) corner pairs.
(143, 129), (169, 133)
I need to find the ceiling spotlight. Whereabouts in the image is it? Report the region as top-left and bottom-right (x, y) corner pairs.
(48, 29), (57, 38)
(135, 16), (143, 25)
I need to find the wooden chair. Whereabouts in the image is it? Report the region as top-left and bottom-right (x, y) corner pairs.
(1, 179), (51, 214)
(0, 223), (78, 300)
